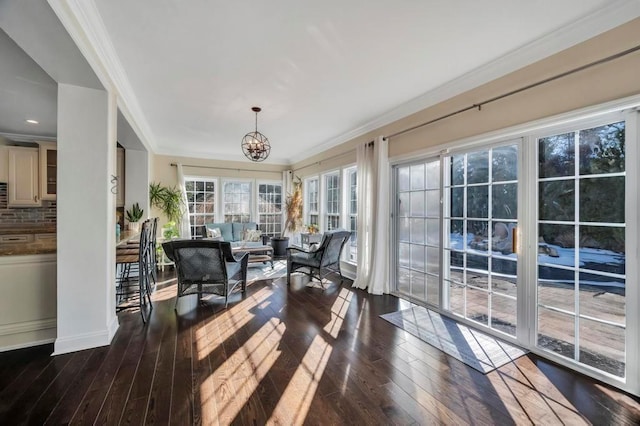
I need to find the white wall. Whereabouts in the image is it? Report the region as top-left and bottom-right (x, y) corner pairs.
(125, 149), (149, 217)
(117, 111), (149, 217)
(54, 83), (118, 355)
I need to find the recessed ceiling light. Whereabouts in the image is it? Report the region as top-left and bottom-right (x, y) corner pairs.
(25, 119), (39, 124)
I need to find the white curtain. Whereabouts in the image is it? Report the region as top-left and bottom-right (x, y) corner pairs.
(176, 163), (191, 239)
(353, 136), (390, 294)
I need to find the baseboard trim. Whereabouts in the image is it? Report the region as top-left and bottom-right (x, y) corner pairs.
(0, 318), (56, 336)
(52, 328), (112, 355)
(107, 316), (119, 342)
(0, 338), (56, 353)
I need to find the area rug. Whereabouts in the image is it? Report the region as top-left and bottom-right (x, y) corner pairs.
(380, 306), (527, 373)
(246, 260), (287, 284)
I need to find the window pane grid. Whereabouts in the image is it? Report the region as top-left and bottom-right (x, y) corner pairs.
(396, 160), (441, 306)
(223, 181), (251, 223)
(186, 178), (216, 237)
(258, 183), (282, 237)
(445, 145), (519, 336)
(306, 178), (319, 225)
(348, 168), (357, 262)
(325, 174), (340, 230)
(537, 120), (626, 378)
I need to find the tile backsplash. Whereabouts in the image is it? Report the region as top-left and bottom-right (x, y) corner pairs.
(0, 182), (57, 224)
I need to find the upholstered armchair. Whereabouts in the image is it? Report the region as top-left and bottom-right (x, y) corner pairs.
(286, 229), (351, 288)
(162, 239), (249, 308)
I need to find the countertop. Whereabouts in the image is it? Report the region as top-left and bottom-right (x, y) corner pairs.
(0, 245), (56, 256)
(0, 225), (57, 256)
(0, 226), (136, 256)
(0, 225), (57, 235)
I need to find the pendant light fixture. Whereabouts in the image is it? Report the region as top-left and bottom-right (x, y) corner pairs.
(241, 106), (271, 162)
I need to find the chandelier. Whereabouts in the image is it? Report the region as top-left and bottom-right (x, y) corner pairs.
(241, 107), (271, 162)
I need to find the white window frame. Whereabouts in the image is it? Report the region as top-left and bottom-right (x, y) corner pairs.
(323, 171), (341, 231)
(388, 96), (640, 396)
(184, 176), (218, 237)
(304, 176), (319, 228)
(343, 165), (358, 263)
(222, 179), (253, 223)
(256, 180), (283, 237)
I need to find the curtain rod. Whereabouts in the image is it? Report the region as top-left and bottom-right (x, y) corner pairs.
(170, 162), (282, 174)
(385, 44), (640, 141)
(292, 140), (374, 174)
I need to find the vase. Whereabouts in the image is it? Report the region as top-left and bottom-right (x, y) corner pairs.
(128, 221), (140, 233)
(271, 236), (289, 257)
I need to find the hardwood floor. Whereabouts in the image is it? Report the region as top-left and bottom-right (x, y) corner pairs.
(0, 267), (639, 425)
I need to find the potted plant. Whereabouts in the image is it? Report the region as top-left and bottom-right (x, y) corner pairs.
(125, 202), (144, 232)
(149, 182), (184, 223)
(272, 176), (302, 256)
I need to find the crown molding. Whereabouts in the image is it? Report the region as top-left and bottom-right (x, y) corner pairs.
(153, 146), (292, 166)
(47, 0), (156, 153)
(0, 132), (56, 143)
(289, 0), (640, 164)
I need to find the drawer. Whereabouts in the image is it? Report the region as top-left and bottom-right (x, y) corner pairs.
(0, 234), (34, 243)
(35, 233), (56, 241)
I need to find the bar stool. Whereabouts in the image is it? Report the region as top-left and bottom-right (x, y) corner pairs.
(116, 219), (153, 322)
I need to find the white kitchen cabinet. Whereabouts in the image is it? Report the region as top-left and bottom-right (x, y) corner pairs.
(0, 146), (8, 182)
(38, 142), (57, 200)
(8, 147), (40, 207)
(116, 147), (125, 207)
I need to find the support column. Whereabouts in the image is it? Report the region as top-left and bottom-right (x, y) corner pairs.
(54, 83), (118, 355)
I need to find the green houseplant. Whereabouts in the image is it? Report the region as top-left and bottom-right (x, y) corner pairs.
(150, 182), (186, 268)
(125, 202), (144, 232)
(149, 182), (184, 224)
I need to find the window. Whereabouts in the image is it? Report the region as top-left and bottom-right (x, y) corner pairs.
(536, 120), (626, 377)
(185, 179), (216, 237)
(306, 178), (319, 226)
(223, 181), (251, 223)
(443, 144), (519, 335)
(347, 167), (357, 261)
(325, 173), (340, 230)
(396, 160), (441, 306)
(303, 168), (358, 263)
(391, 107), (637, 391)
(258, 183), (282, 237)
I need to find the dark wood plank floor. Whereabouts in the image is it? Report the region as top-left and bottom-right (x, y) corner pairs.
(1, 266), (639, 425)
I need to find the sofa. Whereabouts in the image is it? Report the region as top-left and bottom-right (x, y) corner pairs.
(198, 222), (267, 248)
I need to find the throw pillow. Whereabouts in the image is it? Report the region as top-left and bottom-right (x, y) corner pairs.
(207, 227), (222, 239)
(244, 229), (262, 242)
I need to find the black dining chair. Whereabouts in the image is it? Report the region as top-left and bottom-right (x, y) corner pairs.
(286, 229), (351, 288)
(162, 239), (249, 308)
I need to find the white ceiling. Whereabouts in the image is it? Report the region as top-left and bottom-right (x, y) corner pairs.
(21, 1), (640, 163)
(0, 27), (57, 138)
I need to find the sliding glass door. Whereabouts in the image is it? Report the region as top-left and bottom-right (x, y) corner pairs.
(395, 159), (441, 307)
(442, 143), (520, 336)
(391, 111), (637, 392)
(536, 120), (626, 377)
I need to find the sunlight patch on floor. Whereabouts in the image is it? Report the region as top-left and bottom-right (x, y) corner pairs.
(195, 286), (272, 361)
(486, 357), (585, 424)
(324, 287), (352, 338)
(270, 334), (333, 424)
(200, 317), (285, 423)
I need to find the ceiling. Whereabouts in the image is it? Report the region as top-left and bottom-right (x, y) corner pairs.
(0, 27), (56, 139)
(2, 1), (639, 162)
